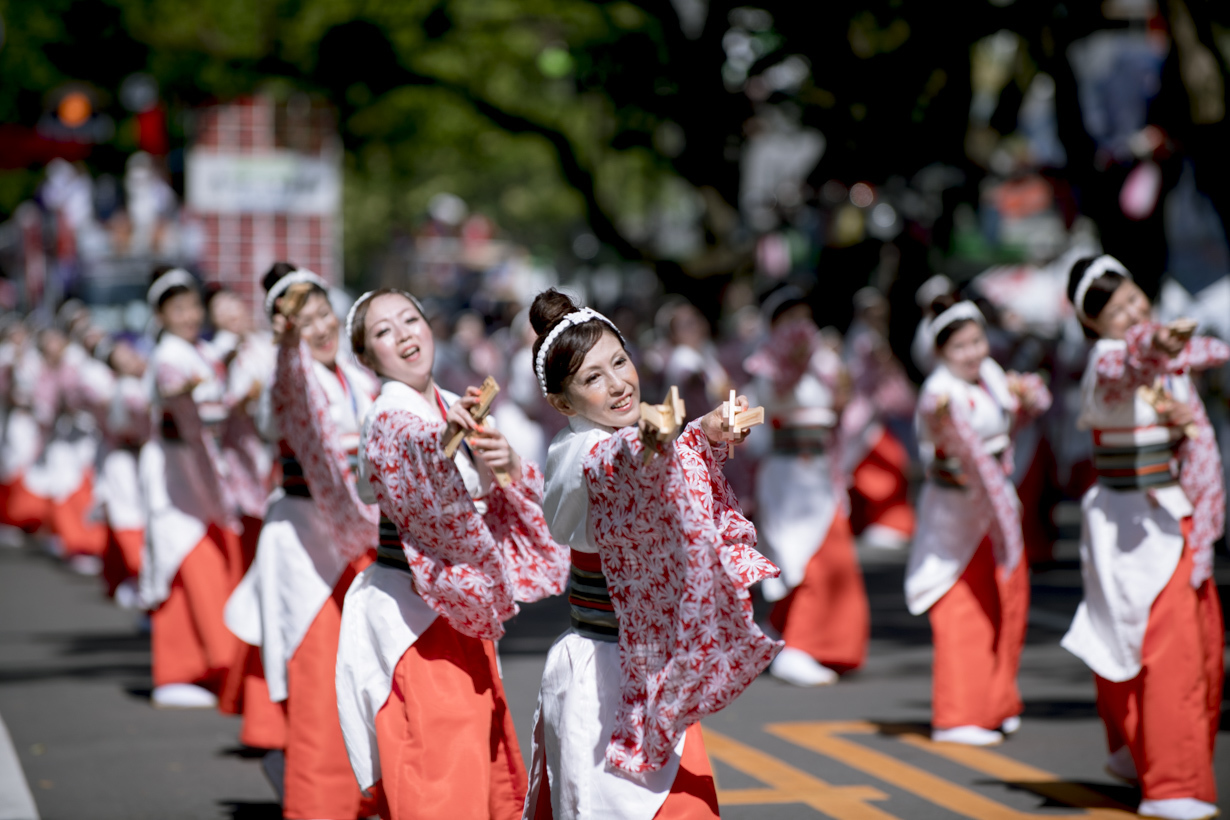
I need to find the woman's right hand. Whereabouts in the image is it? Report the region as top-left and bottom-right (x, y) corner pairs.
(1154, 325), (1188, 357)
(444, 385), (483, 432)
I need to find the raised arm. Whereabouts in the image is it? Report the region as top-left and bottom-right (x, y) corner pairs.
(273, 337), (378, 561)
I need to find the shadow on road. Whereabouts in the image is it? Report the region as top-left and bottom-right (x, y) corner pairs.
(219, 800), (282, 819)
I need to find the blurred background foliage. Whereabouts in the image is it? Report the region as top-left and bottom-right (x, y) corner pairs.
(3, 0), (1230, 300)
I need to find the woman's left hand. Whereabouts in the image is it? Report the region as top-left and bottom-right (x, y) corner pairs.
(468, 426), (522, 484)
(700, 394), (752, 446)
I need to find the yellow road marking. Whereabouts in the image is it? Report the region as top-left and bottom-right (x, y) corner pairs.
(765, 721), (1136, 819)
(701, 727), (895, 819)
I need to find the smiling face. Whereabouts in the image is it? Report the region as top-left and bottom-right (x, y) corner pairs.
(159, 290), (204, 343)
(547, 329), (640, 429)
(1087, 280), (1151, 340)
(937, 320), (989, 383)
(296, 291), (340, 367)
(362, 293), (434, 391)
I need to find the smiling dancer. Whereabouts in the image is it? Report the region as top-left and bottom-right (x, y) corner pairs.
(522, 289), (779, 820)
(140, 267), (242, 709)
(907, 295), (1050, 747)
(1061, 256), (1225, 820)
(335, 288), (568, 820)
(225, 265), (379, 819)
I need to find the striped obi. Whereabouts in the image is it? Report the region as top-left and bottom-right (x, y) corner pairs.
(375, 515), (410, 572)
(1092, 426), (1183, 490)
(278, 442), (361, 499)
(770, 408), (835, 456)
(929, 433), (1009, 489)
(569, 549), (618, 642)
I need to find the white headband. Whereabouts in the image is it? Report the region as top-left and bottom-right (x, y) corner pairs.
(147, 268), (196, 307)
(264, 269), (328, 317)
(535, 307), (625, 396)
(930, 301), (984, 343)
(343, 289), (426, 349)
(1074, 255), (1131, 323)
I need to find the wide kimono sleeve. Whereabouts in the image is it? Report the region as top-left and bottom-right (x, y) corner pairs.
(155, 353), (234, 522)
(582, 420), (781, 775)
(272, 338), (378, 562)
(363, 406), (519, 640)
(919, 390), (1023, 574)
(480, 459), (570, 603)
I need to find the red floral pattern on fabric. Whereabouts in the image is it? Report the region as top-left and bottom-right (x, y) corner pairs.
(920, 375), (1051, 575)
(364, 405), (568, 639)
(582, 419), (780, 774)
(272, 339), (378, 562)
(1094, 324), (1227, 585)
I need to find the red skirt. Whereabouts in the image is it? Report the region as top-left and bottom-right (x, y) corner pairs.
(150, 527), (241, 691)
(769, 514), (869, 672)
(1094, 520), (1221, 803)
(372, 617), (526, 820)
(928, 535), (1029, 729)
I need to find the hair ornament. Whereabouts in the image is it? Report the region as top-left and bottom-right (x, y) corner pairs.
(1074, 255), (1132, 323)
(535, 307), (624, 396)
(264, 269), (328, 317)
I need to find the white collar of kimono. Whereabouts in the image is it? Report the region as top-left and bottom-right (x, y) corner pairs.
(377, 377), (456, 421)
(1074, 255), (1131, 323)
(536, 308), (625, 397)
(930, 301), (984, 344)
(264, 269), (328, 317)
(566, 412), (617, 436)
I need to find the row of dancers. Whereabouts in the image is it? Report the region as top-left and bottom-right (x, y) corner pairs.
(0, 252), (1223, 820)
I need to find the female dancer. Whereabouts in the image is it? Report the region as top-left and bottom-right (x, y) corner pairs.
(906, 296), (1050, 746)
(1061, 255), (1224, 820)
(335, 288), (568, 820)
(139, 267), (241, 709)
(96, 338), (151, 605)
(225, 265), (379, 818)
(523, 289), (779, 819)
(745, 287), (867, 686)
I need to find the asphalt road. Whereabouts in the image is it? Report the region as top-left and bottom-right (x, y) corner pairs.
(2, 534), (1228, 820)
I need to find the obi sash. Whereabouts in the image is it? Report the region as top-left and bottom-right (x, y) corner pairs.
(1092, 426), (1183, 490)
(929, 433), (1009, 489)
(375, 515), (410, 572)
(569, 548), (618, 642)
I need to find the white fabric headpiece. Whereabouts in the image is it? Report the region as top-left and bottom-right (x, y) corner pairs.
(1073, 255), (1131, 323)
(343, 289), (426, 350)
(930, 301), (984, 344)
(146, 268), (196, 307)
(535, 307), (625, 396)
(264, 269), (328, 317)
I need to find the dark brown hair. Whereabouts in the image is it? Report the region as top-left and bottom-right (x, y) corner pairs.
(529, 289), (621, 396)
(930, 293), (978, 350)
(348, 288), (425, 366)
(1067, 256), (1129, 338)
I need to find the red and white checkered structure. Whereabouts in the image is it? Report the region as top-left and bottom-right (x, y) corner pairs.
(187, 96), (342, 319)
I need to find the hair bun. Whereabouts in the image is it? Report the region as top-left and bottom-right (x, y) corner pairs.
(929, 293), (960, 316)
(529, 289), (579, 336)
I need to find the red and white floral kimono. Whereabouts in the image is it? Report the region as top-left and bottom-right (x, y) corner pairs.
(226, 339), (379, 818)
(139, 333), (241, 693)
(1061, 324), (1225, 805)
(336, 379), (568, 820)
(908, 358), (1050, 731)
(99, 373), (151, 596)
(524, 416), (779, 820)
(744, 320), (869, 672)
(217, 330), (275, 579)
(1, 344), (54, 533)
(21, 343), (114, 557)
